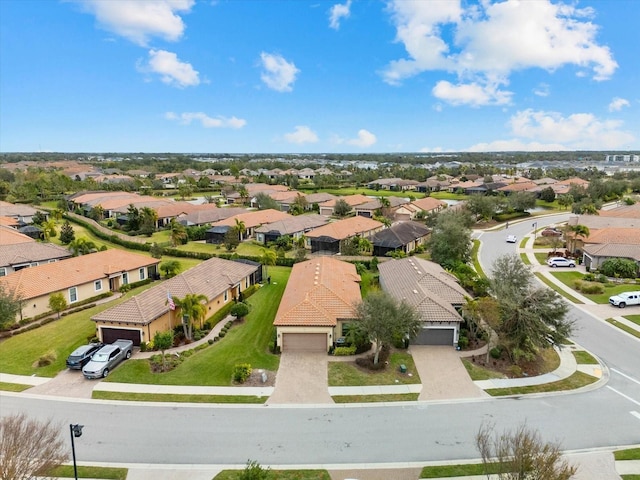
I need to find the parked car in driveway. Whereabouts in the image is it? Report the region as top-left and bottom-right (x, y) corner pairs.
(547, 257), (576, 268)
(506, 235), (517, 243)
(609, 291), (640, 308)
(66, 343), (103, 370)
(82, 339), (133, 379)
(541, 228), (563, 237)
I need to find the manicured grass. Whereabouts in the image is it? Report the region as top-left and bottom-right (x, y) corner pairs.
(105, 267), (290, 385)
(46, 465), (127, 479)
(624, 315), (640, 326)
(328, 352), (421, 386)
(621, 475), (640, 480)
(461, 359), (506, 381)
(615, 448), (640, 460)
(92, 391), (267, 403)
(551, 273), (640, 304)
(429, 192), (469, 201)
(519, 237), (528, 248)
(534, 273), (584, 304)
(0, 284), (154, 376)
(215, 470), (331, 480)
(486, 371), (598, 396)
(472, 239), (485, 278)
(607, 319), (640, 339)
(332, 393), (419, 403)
(520, 253), (532, 265)
(572, 350), (598, 364)
(0, 381), (32, 392)
(534, 252), (549, 264)
(420, 462), (503, 478)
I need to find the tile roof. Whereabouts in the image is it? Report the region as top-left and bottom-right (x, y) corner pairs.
(254, 214), (329, 235)
(0, 225), (35, 245)
(303, 192), (337, 204)
(372, 221), (431, 248)
(599, 203), (640, 219)
(583, 243), (640, 262)
(318, 194), (371, 208)
(567, 215), (640, 230)
(0, 202), (43, 218)
(274, 257), (361, 327)
(179, 207), (247, 226)
(0, 243), (72, 269)
(211, 209), (292, 229)
(0, 217), (19, 227)
(410, 197), (447, 212)
(584, 227), (640, 245)
(378, 257), (468, 323)
(0, 250), (160, 300)
(496, 181), (538, 192)
(305, 216), (383, 241)
(91, 257), (259, 325)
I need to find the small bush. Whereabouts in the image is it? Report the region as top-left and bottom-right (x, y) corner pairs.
(490, 347), (502, 359)
(37, 351), (57, 367)
(139, 342), (148, 352)
(507, 365), (523, 377)
(596, 274), (608, 283)
(458, 336), (469, 349)
(233, 363), (252, 383)
(208, 339), (214, 345)
(575, 280), (605, 294)
(583, 273), (595, 282)
(218, 331), (226, 338)
(333, 346), (357, 356)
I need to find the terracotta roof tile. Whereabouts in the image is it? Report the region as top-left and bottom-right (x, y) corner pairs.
(274, 257), (361, 327)
(305, 216), (383, 241)
(211, 209), (291, 229)
(0, 225), (35, 245)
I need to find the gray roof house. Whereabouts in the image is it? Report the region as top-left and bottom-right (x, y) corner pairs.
(371, 222), (431, 257)
(254, 214), (329, 244)
(0, 243), (73, 277)
(378, 257), (468, 346)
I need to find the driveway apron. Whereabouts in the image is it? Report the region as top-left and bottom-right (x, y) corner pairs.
(26, 369), (97, 399)
(410, 346), (487, 401)
(267, 352), (333, 404)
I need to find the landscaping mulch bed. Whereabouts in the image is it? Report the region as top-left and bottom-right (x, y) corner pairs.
(238, 368), (276, 387)
(464, 349), (555, 378)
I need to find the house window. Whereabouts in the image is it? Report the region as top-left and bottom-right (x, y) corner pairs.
(224, 290), (228, 302)
(139, 268), (146, 281)
(94, 280), (102, 291)
(0, 268), (5, 277)
(69, 287), (78, 303)
(122, 272), (129, 285)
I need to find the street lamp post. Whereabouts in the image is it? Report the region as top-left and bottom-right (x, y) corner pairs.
(69, 424), (84, 480)
(532, 222), (538, 241)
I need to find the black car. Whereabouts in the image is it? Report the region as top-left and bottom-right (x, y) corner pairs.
(66, 343), (103, 370)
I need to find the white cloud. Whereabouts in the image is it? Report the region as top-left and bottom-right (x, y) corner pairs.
(146, 49), (199, 88)
(533, 83), (550, 97)
(609, 97), (630, 112)
(259, 52), (299, 92)
(467, 108), (635, 151)
(165, 111), (246, 129)
(284, 126), (318, 144)
(77, 0), (194, 46)
(329, 0), (351, 30)
(432, 80), (512, 106)
(383, 0), (617, 104)
(347, 129), (377, 148)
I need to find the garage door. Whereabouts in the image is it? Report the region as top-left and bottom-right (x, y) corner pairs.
(101, 328), (141, 346)
(414, 328), (454, 346)
(282, 333), (327, 352)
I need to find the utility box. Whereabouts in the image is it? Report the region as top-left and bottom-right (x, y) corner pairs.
(399, 364), (407, 374)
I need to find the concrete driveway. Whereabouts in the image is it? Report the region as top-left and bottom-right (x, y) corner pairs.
(409, 345), (487, 401)
(27, 368), (97, 398)
(267, 352), (333, 405)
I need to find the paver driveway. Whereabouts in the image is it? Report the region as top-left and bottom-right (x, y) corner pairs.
(267, 352), (333, 404)
(410, 345), (487, 401)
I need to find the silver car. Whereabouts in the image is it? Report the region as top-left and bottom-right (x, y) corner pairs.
(82, 341), (132, 379)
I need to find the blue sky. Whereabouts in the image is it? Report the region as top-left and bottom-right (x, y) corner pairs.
(0, 0), (637, 154)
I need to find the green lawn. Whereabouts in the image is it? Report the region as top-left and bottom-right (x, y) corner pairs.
(472, 239), (485, 278)
(534, 252), (549, 264)
(607, 319), (640, 339)
(0, 381), (32, 392)
(551, 272), (640, 304)
(0, 284), (156, 376)
(46, 465), (127, 479)
(623, 315), (640, 326)
(615, 448), (640, 461)
(105, 266), (290, 385)
(534, 273), (584, 304)
(461, 359), (506, 381)
(486, 371), (598, 396)
(520, 253), (532, 265)
(332, 393), (419, 403)
(518, 237), (528, 248)
(328, 352), (421, 386)
(572, 350), (599, 364)
(92, 391), (267, 403)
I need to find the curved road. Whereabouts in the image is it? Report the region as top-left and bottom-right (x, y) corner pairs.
(2, 213), (639, 467)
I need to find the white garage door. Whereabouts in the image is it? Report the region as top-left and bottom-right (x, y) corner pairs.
(282, 333), (327, 352)
(414, 328), (455, 346)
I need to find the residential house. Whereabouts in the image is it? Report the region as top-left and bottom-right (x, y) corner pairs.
(254, 214), (329, 244)
(378, 257), (468, 346)
(305, 216), (384, 254)
(206, 209), (291, 243)
(371, 222), (431, 257)
(0, 201), (45, 225)
(273, 257), (361, 352)
(0, 250), (160, 322)
(317, 194), (371, 216)
(304, 192), (336, 210)
(179, 207), (246, 227)
(354, 197), (409, 218)
(0, 242), (72, 277)
(0, 225), (34, 246)
(394, 197), (447, 221)
(91, 257), (260, 346)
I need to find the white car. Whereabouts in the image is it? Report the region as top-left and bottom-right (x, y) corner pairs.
(547, 257), (576, 268)
(506, 235), (517, 243)
(609, 291), (640, 308)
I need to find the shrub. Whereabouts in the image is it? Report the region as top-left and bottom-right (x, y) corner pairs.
(596, 274), (608, 283)
(233, 363), (252, 383)
(208, 338), (215, 345)
(490, 347), (502, 359)
(38, 351), (57, 367)
(139, 342), (149, 352)
(600, 257), (639, 279)
(218, 331), (226, 338)
(578, 281), (605, 295)
(583, 273), (595, 282)
(333, 346), (357, 356)
(239, 460), (271, 480)
(457, 335), (469, 349)
(507, 365), (523, 377)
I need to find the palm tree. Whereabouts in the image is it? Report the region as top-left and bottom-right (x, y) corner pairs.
(173, 293), (209, 341)
(567, 224), (590, 254)
(259, 248), (277, 280)
(237, 186), (249, 206)
(41, 219), (57, 242)
(169, 218), (187, 247)
(68, 237), (97, 256)
(234, 219), (246, 241)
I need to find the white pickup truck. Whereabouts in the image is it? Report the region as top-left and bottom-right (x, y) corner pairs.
(82, 339), (133, 379)
(609, 291), (640, 308)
